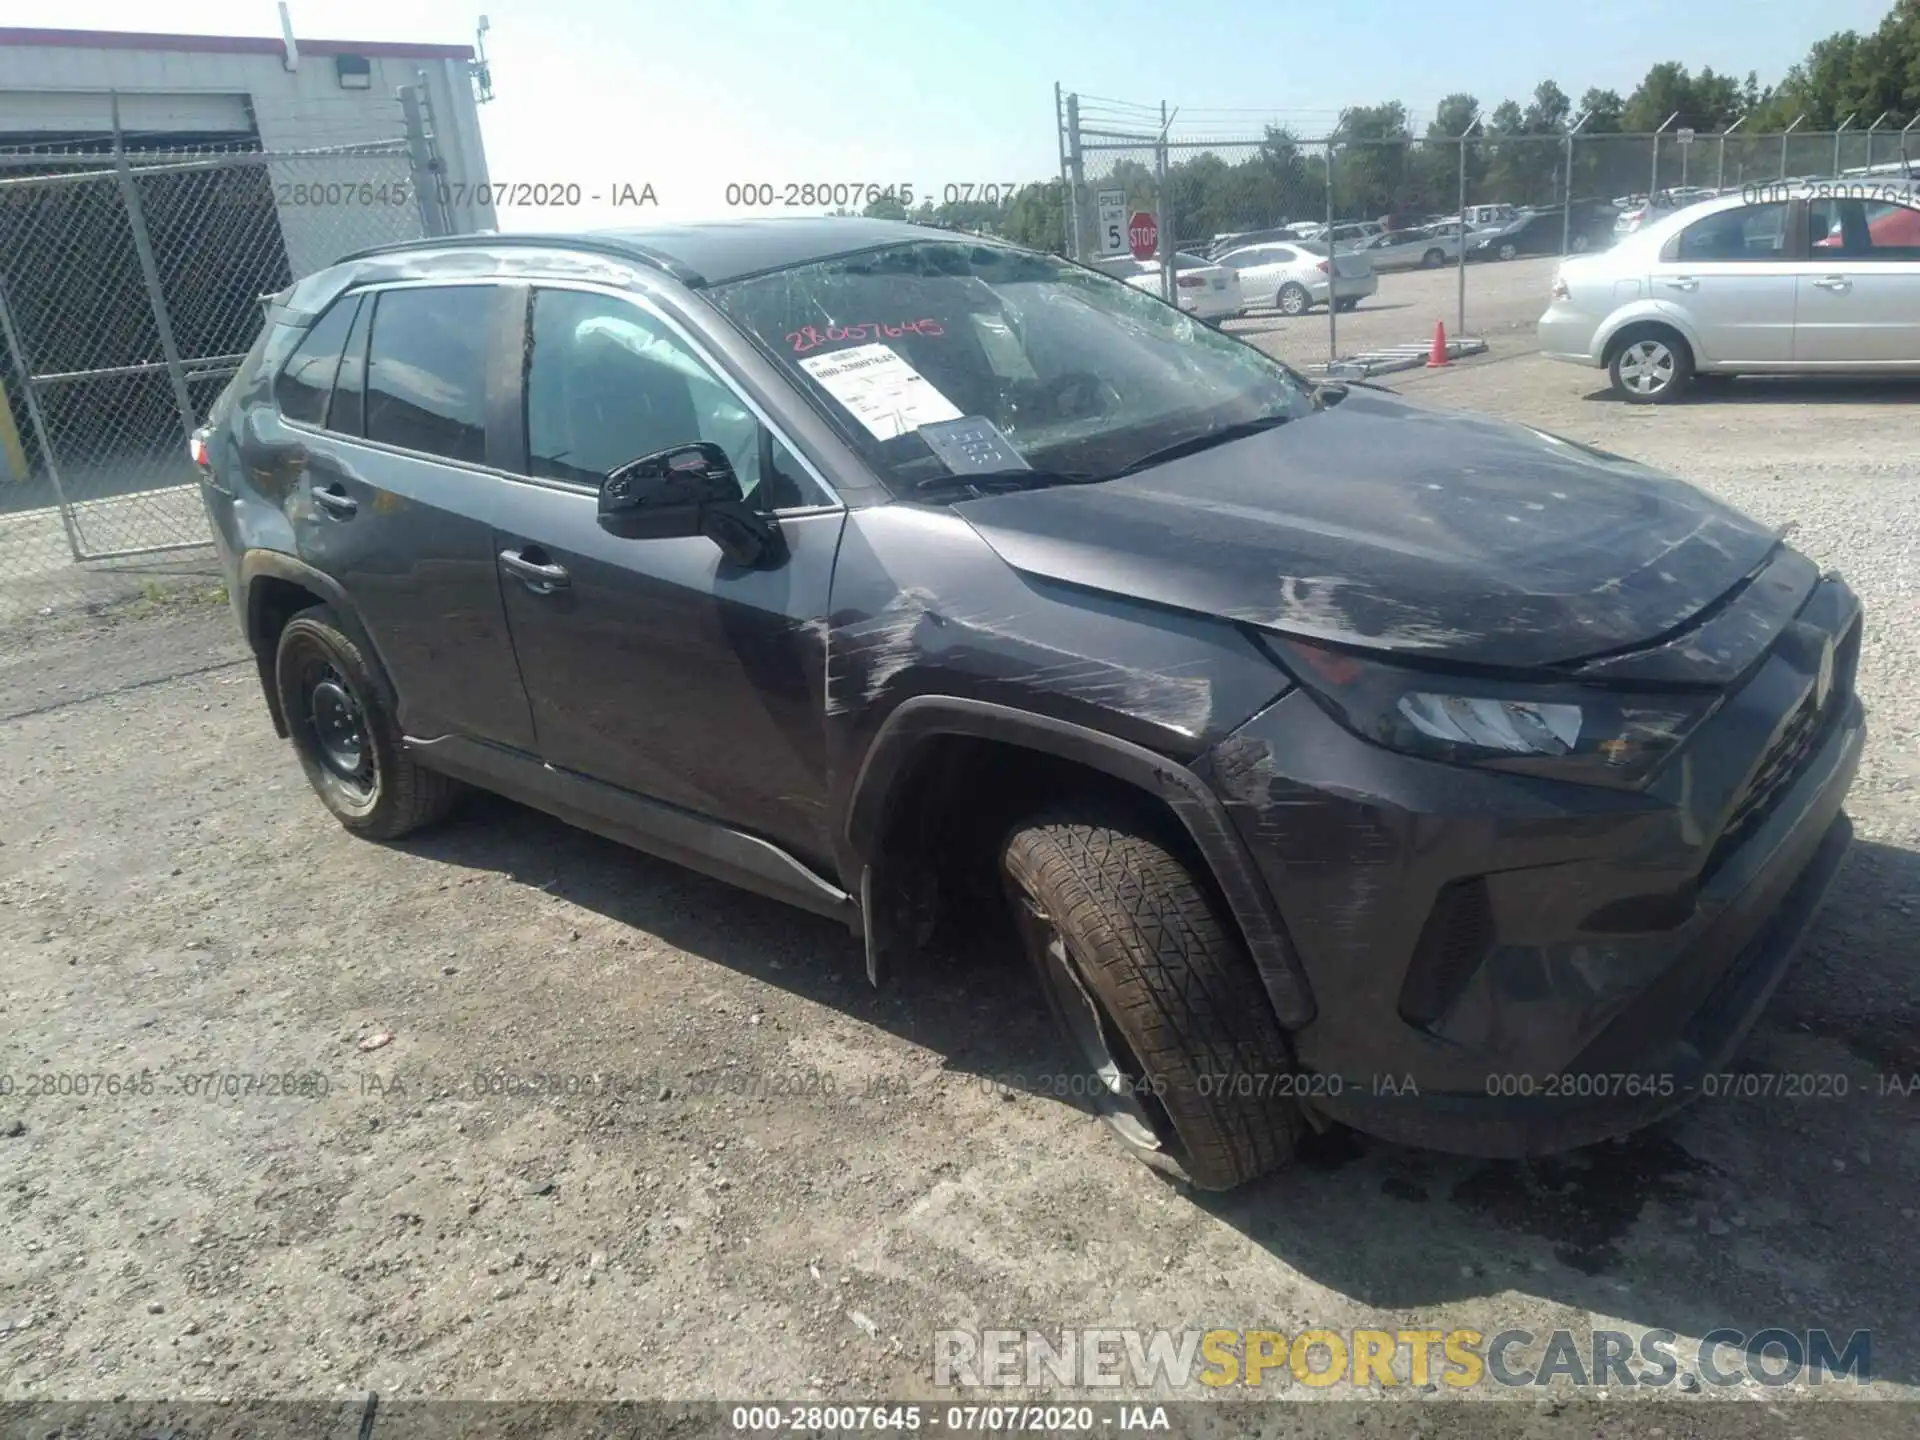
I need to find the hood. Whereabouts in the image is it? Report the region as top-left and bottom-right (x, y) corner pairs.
(952, 389), (1780, 670)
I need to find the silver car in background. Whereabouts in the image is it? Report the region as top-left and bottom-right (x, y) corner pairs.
(1539, 184), (1920, 402)
(1351, 226), (1460, 270)
(1213, 238), (1378, 315)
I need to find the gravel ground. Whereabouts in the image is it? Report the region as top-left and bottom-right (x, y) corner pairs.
(1, 343), (1915, 1424)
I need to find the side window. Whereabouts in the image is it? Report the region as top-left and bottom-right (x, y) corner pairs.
(1808, 198), (1847, 250)
(523, 287), (829, 509)
(364, 286), (492, 465)
(273, 296), (359, 427)
(1851, 200), (1920, 259)
(1674, 203), (1788, 262)
(326, 293), (374, 437)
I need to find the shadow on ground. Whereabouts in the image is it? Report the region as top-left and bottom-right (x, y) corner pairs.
(396, 789), (1918, 1385)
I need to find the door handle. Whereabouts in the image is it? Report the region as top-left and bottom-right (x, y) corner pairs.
(1660, 276), (1698, 291)
(1811, 276), (1851, 291)
(499, 548), (570, 593)
(312, 483), (358, 518)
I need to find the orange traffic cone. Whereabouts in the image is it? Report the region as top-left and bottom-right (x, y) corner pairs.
(1426, 320), (1450, 367)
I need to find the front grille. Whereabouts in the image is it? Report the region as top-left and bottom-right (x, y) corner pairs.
(1398, 878), (1495, 1027)
(1703, 617), (1859, 878)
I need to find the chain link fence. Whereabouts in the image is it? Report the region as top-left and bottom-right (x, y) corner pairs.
(1056, 95), (1920, 368)
(0, 139), (442, 623)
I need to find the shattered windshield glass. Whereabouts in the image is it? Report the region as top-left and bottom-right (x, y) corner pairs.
(707, 240), (1311, 495)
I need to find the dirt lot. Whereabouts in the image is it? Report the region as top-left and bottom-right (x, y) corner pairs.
(2, 336), (1916, 1425)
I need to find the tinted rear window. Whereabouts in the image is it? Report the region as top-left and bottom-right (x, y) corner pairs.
(364, 286), (493, 464)
(274, 297), (359, 426)
(327, 293), (375, 437)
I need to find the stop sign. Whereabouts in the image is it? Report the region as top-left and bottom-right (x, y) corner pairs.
(1128, 211), (1158, 259)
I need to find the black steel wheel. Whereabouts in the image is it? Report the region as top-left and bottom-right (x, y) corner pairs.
(274, 604), (458, 839)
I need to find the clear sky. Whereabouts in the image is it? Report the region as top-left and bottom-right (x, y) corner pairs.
(31, 0), (1905, 225)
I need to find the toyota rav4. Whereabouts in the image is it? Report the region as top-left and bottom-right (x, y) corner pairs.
(195, 218), (1864, 1189)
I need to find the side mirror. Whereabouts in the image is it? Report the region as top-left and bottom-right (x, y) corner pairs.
(597, 442), (781, 566)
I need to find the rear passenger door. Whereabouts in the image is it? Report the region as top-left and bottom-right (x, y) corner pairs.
(1792, 197), (1920, 365)
(490, 283), (846, 863)
(271, 281), (538, 749)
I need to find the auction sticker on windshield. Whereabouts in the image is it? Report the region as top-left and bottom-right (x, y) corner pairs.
(797, 343), (961, 440)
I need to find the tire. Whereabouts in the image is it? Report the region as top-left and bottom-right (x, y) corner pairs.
(1496, 241), (1519, 261)
(1607, 327), (1695, 404)
(1000, 808), (1303, 1190)
(1277, 282), (1311, 317)
(274, 604), (458, 840)
(1334, 297), (1359, 312)
(1421, 248), (1446, 268)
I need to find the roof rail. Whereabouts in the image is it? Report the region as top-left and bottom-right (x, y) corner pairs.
(332, 231), (708, 287)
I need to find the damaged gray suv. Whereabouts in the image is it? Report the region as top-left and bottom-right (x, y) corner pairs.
(196, 218), (1864, 1190)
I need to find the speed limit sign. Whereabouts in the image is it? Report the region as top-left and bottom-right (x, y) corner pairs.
(1097, 190), (1126, 254)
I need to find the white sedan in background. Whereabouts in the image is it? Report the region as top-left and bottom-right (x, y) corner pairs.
(1090, 253), (1245, 322)
(1212, 239), (1378, 316)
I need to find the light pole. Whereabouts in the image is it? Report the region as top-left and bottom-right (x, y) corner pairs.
(1780, 114), (1804, 179)
(1562, 110), (1590, 255)
(1864, 111), (1891, 175)
(1650, 111), (1678, 198)
(1833, 114), (1855, 177)
(1717, 113), (1746, 190)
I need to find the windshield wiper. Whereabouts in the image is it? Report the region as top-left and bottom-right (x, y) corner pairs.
(1111, 413), (1295, 478)
(913, 468), (1106, 498)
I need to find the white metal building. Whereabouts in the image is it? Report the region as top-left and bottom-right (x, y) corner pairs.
(0, 23), (498, 246)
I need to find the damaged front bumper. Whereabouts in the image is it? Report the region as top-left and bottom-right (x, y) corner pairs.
(1198, 578), (1865, 1157)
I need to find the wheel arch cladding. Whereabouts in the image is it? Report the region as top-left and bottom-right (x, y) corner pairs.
(846, 696), (1316, 1028)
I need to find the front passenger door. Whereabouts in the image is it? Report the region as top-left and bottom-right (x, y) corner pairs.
(1651, 201), (1796, 363)
(492, 285), (846, 863)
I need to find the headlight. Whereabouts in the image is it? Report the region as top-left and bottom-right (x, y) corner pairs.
(1260, 635), (1721, 789)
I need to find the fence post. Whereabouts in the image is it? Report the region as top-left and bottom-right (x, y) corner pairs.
(1833, 115), (1854, 177)
(399, 84), (449, 236)
(1455, 115), (1476, 340)
(108, 92), (200, 446)
(0, 275), (85, 562)
(1650, 112), (1677, 198)
(1562, 111), (1590, 256)
(1325, 134), (1337, 363)
(1054, 83), (1076, 259)
(1718, 114), (1746, 191)
(1065, 93), (1087, 261)
(1781, 115), (1803, 179)
(1156, 102), (1173, 311)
